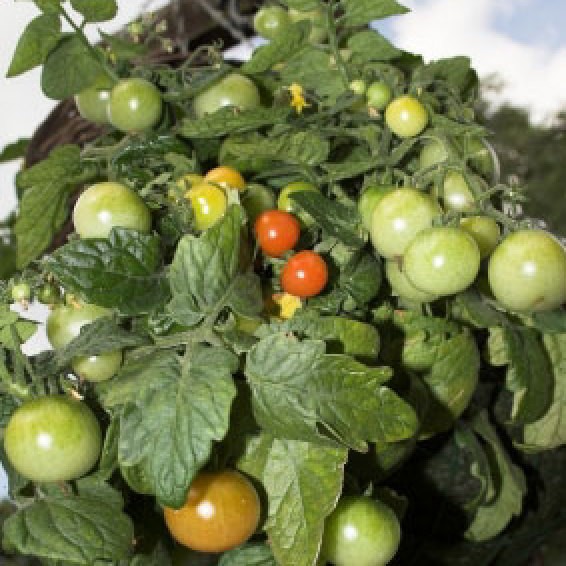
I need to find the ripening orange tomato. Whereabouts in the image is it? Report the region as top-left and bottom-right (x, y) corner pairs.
(204, 166), (246, 190)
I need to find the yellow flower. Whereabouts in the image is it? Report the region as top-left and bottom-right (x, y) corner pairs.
(272, 292), (303, 320)
(288, 83), (310, 114)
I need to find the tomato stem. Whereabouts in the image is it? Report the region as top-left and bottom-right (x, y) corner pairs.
(326, 1), (350, 88)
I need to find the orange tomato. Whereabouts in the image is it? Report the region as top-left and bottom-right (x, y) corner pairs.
(281, 250), (328, 298)
(204, 166), (246, 190)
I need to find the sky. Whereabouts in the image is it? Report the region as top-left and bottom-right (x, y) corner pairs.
(1, 0), (566, 219)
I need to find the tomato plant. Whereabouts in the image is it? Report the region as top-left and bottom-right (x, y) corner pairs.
(193, 73), (261, 118)
(385, 95), (428, 138)
(73, 181), (152, 239)
(320, 496), (401, 566)
(404, 226), (481, 296)
(253, 5), (290, 40)
(185, 182), (228, 231)
(488, 230), (566, 312)
(163, 470), (260, 553)
(281, 250), (328, 298)
(3, 395), (102, 483)
(255, 209), (300, 257)
(107, 78), (163, 133)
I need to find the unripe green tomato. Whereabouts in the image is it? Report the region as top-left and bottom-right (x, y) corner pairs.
(72, 350), (123, 382)
(321, 496), (401, 566)
(4, 395), (102, 483)
(288, 8), (328, 43)
(253, 5), (291, 40)
(185, 182), (228, 231)
(385, 259), (438, 303)
(193, 74), (261, 119)
(73, 181), (152, 239)
(107, 78), (163, 133)
(436, 171), (475, 212)
(11, 282), (31, 303)
(385, 95), (428, 138)
(358, 186), (394, 231)
(419, 138), (449, 170)
(404, 226), (481, 297)
(366, 81), (392, 110)
(467, 137), (494, 178)
(241, 183), (276, 224)
(370, 188), (441, 258)
(75, 75), (114, 124)
(460, 216), (500, 259)
(488, 230), (566, 312)
(349, 79), (367, 96)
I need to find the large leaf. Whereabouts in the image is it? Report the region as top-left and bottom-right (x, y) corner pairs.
(2, 490), (134, 564)
(70, 0), (117, 22)
(245, 334), (417, 450)
(465, 412), (527, 542)
(218, 543), (277, 566)
(41, 35), (101, 99)
(347, 30), (402, 62)
(168, 206), (261, 326)
(100, 347), (238, 507)
(7, 13), (61, 77)
(341, 0), (409, 26)
(239, 433), (347, 566)
(45, 228), (169, 316)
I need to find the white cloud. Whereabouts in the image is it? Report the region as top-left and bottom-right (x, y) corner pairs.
(390, 0), (566, 123)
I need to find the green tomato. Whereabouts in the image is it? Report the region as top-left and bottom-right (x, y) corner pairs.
(253, 5), (291, 40)
(185, 182), (228, 231)
(488, 230), (566, 312)
(241, 183), (276, 224)
(11, 282), (31, 303)
(288, 8), (327, 43)
(74, 75), (114, 124)
(72, 350), (123, 383)
(370, 188), (441, 258)
(3, 395), (102, 483)
(321, 496), (401, 566)
(193, 74), (261, 119)
(466, 137), (494, 178)
(385, 259), (438, 303)
(460, 216), (500, 259)
(437, 171), (475, 212)
(404, 226), (481, 296)
(358, 185), (394, 231)
(366, 81), (392, 110)
(46, 303), (112, 350)
(385, 95), (428, 138)
(350, 79), (367, 95)
(419, 138), (450, 170)
(107, 78), (163, 133)
(73, 181), (152, 239)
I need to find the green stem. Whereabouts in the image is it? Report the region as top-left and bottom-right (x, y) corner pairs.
(326, 1), (350, 88)
(59, 5), (120, 84)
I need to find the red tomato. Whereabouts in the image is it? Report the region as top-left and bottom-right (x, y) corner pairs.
(281, 250), (328, 298)
(255, 210), (300, 257)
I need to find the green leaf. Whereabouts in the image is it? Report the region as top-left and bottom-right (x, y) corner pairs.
(291, 191), (363, 248)
(245, 334), (417, 450)
(70, 0), (117, 22)
(451, 289), (508, 328)
(243, 21), (312, 74)
(347, 30), (402, 62)
(238, 433), (347, 566)
(414, 56), (478, 95)
(0, 393), (18, 429)
(101, 347), (237, 507)
(220, 131), (330, 167)
(523, 333), (566, 450)
(465, 412), (527, 542)
(430, 115), (486, 137)
(2, 489), (134, 564)
(0, 139), (29, 164)
(503, 326), (554, 424)
(322, 154), (383, 182)
(45, 228), (169, 316)
(281, 0), (321, 9)
(168, 206), (260, 326)
(99, 31), (149, 59)
(339, 251), (382, 306)
(341, 0), (409, 26)
(218, 543), (277, 566)
(531, 309), (566, 333)
(179, 107), (290, 138)
(7, 13), (61, 77)
(41, 35), (101, 100)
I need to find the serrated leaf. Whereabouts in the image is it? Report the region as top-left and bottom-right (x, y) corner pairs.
(292, 191), (363, 248)
(465, 412), (526, 542)
(168, 206), (261, 326)
(430, 115), (486, 137)
(41, 35), (101, 100)
(339, 251), (382, 306)
(0, 138), (29, 163)
(523, 333), (566, 450)
(242, 21), (311, 74)
(45, 228), (169, 316)
(238, 433), (346, 566)
(451, 289), (508, 328)
(414, 56), (478, 95)
(2, 491), (134, 564)
(70, 0), (117, 22)
(7, 13), (61, 77)
(101, 347), (237, 507)
(245, 334), (417, 449)
(531, 309), (566, 334)
(341, 0), (409, 26)
(180, 107), (290, 138)
(218, 543), (277, 566)
(347, 30), (402, 62)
